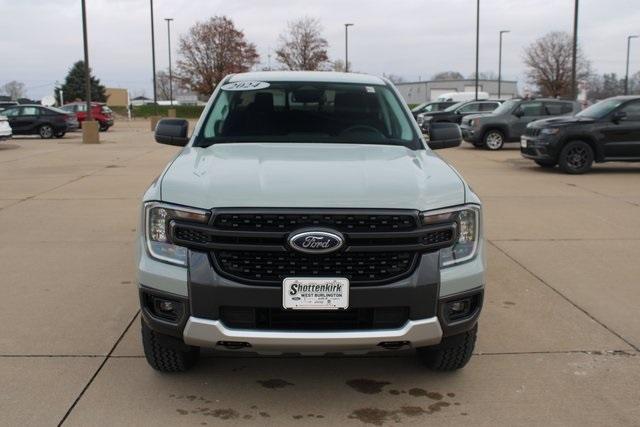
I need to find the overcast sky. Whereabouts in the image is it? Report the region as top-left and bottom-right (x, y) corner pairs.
(2, 0), (640, 100)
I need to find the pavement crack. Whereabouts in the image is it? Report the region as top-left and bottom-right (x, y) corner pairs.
(57, 310), (140, 426)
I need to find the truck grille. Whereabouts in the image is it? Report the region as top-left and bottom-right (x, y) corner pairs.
(214, 251), (416, 285)
(213, 212), (417, 232)
(525, 127), (541, 137)
(170, 209), (457, 286)
(220, 306), (409, 330)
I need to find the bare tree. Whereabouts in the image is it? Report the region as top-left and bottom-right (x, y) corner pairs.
(523, 31), (591, 98)
(1, 80), (26, 100)
(176, 16), (259, 96)
(468, 71), (498, 80)
(276, 17), (329, 71)
(156, 70), (178, 101)
(432, 71), (464, 81)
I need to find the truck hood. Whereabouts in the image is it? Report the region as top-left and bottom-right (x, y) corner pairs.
(530, 115), (594, 127)
(160, 143), (465, 210)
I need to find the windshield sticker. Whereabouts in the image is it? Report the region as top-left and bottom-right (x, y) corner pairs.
(221, 81), (270, 91)
(365, 86), (375, 93)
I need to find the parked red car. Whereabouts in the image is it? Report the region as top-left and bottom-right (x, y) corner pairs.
(60, 102), (114, 131)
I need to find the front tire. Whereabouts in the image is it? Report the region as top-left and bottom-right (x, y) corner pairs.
(39, 124), (54, 139)
(483, 130), (504, 150)
(558, 140), (594, 174)
(141, 319), (199, 372)
(417, 324), (477, 371)
(99, 122), (110, 132)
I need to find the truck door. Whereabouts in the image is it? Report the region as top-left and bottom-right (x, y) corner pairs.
(601, 100), (640, 158)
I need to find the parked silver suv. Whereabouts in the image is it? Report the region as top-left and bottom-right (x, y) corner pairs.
(137, 72), (485, 372)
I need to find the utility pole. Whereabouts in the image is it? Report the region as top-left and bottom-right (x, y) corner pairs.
(345, 23), (354, 72)
(150, 0), (157, 107)
(625, 35), (638, 95)
(81, 0), (92, 122)
(475, 0), (480, 100)
(571, 0), (579, 99)
(165, 18), (174, 106)
(498, 30), (510, 99)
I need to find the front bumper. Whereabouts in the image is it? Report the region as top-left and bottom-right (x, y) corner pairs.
(183, 316), (443, 352)
(460, 125), (479, 143)
(520, 135), (557, 161)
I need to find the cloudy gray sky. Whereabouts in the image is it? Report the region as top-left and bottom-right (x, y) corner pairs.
(2, 0), (640, 100)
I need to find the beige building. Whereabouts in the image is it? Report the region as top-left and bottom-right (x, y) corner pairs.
(105, 88), (129, 107)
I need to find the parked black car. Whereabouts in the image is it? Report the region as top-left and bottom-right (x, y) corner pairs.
(418, 100), (502, 132)
(411, 101), (457, 119)
(1, 105), (79, 139)
(521, 96), (640, 174)
(461, 98), (580, 150)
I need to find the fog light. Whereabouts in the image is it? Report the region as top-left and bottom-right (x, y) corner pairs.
(447, 298), (473, 321)
(158, 300), (175, 313)
(449, 301), (468, 313)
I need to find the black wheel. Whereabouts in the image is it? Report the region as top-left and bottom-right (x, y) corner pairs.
(39, 124), (54, 139)
(558, 140), (593, 174)
(141, 319), (199, 372)
(483, 130), (504, 150)
(99, 122), (109, 132)
(54, 131), (66, 138)
(417, 324), (477, 371)
(535, 160), (556, 168)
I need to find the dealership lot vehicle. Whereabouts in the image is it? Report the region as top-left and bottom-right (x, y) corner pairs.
(138, 71), (484, 373)
(521, 95), (640, 173)
(411, 101), (457, 118)
(435, 91), (490, 102)
(1, 104), (78, 138)
(462, 98), (580, 150)
(60, 102), (114, 131)
(0, 114), (12, 141)
(418, 99), (502, 130)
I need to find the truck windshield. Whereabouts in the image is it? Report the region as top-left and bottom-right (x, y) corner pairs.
(195, 81), (419, 148)
(577, 98), (625, 119)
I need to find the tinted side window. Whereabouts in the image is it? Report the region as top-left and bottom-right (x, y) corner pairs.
(519, 102), (544, 116)
(458, 103), (480, 113)
(545, 102), (566, 115)
(3, 108), (20, 117)
(480, 102), (499, 111)
(619, 101), (640, 120)
(21, 107), (39, 116)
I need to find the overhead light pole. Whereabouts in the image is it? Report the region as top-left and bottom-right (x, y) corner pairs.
(165, 18), (174, 106)
(80, 0), (98, 143)
(344, 23), (354, 72)
(571, 0), (579, 99)
(150, 0), (157, 106)
(625, 35), (638, 95)
(474, 0), (480, 100)
(498, 30), (510, 99)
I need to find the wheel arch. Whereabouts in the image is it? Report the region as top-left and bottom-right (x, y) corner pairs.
(559, 134), (602, 161)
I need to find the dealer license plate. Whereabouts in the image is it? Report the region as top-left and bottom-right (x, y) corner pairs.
(520, 136), (528, 148)
(282, 278), (349, 310)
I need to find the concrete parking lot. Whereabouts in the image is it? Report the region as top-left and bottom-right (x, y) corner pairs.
(1, 120), (639, 426)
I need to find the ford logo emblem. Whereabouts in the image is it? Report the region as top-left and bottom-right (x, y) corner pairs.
(288, 230), (344, 254)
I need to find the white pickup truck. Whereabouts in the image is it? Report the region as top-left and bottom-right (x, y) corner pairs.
(137, 71), (485, 372)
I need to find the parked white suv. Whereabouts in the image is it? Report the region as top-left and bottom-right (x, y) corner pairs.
(0, 114), (12, 141)
(137, 71), (485, 372)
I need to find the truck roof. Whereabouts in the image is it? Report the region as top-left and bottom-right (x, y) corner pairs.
(227, 71), (387, 86)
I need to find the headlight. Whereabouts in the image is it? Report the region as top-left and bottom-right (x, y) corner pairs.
(423, 116), (433, 122)
(144, 202), (210, 266)
(421, 205), (480, 267)
(540, 127), (560, 135)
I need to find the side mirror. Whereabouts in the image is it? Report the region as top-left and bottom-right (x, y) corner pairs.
(514, 109), (524, 118)
(611, 110), (627, 123)
(155, 118), (189, 146)
(427, 122), (462, 150)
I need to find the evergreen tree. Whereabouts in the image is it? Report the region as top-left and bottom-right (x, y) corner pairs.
(57, 61), (106, 103)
